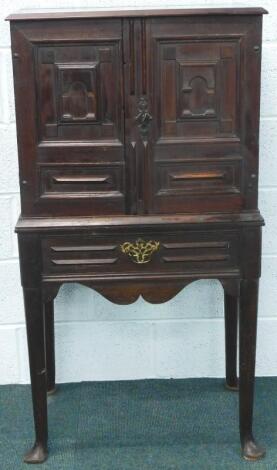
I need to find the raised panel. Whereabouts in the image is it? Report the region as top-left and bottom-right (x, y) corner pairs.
(36, 42), (123, 142)
(38, 165), (124, 199)
(158, 39), (239, 140)
(150, 142), (243, 212)
(177, 60), (218, 119)
(155, 160), (242, 196)
(152, 158), (243, 213)
(57, 63), (98, 123)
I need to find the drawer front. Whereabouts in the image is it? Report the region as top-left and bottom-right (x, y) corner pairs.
(39, 165), (124, 199)
(42, 230), (240, 277)
(154, 159), (243, 213)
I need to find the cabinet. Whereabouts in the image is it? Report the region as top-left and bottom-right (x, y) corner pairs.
(7, 6), (267, 463)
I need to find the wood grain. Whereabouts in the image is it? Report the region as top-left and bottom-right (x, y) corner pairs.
(11, 8), (266, 463)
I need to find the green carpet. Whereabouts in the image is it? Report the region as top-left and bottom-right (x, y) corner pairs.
(0, 378), (276, 469)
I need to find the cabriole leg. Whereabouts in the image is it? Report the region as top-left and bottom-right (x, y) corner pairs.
(239, 279), (265, 461)
(23, 287), (48, 464)
(224, 291), (239, 391)
(44, 300), (56, 395)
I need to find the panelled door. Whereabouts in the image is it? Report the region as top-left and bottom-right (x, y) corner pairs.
(12, 15), (262, 217)
(140, 15), (262, 214)
(12, 19), (126, 216)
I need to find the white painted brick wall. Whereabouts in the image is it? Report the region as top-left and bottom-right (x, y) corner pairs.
(0, 0), (276, 384)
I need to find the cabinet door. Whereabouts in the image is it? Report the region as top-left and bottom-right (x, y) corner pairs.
(146, 15), (262, 214)
(12, 19), (125, 216)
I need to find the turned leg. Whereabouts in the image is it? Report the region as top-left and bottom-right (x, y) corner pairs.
(239, 279), (265, 460)
(44, 300), (56, 395)
(23, 287), (48, 464)
(224, 292), (239, 391)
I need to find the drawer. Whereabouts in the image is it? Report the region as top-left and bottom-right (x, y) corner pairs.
(42, 229), (240, 278)
(35, 164), (126, 215)
(154, 160), (243, 213)
(38, 164), (124, 199)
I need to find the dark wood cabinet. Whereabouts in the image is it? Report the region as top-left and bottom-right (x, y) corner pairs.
(7, 6), (267, 463)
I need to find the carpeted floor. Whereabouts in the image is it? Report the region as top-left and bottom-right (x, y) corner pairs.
(0, 378), (276, 470)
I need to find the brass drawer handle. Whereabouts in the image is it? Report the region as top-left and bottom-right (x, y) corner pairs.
(120, 238), (160, 264)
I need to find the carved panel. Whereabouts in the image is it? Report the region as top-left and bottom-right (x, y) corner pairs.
(177, 61), (218, 119)
(57, 63), (98, 123)
(36, 43), (123, 142)
(158, 39), (239, 140)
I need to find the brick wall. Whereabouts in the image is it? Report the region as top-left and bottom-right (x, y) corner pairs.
(0, 0), (276, 384)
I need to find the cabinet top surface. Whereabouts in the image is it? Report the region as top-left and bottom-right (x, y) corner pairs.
(6, 5), (267, 21)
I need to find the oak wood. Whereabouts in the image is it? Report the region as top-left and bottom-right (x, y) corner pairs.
(15, 211), (264, 232)
(224, 291), (239, 390)
(9, 7), (266, 463)
(239, 279), (265, 460)
(44, 300), (56, 394)
(23, 288), (48, 463)
(6, 7), (268, 21)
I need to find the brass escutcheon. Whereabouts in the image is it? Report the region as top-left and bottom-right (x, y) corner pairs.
(120, 238), (160, 264)
(135, 97), (153, 137)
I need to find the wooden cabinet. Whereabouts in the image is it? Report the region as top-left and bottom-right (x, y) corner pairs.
(8, 6), (267, 463)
